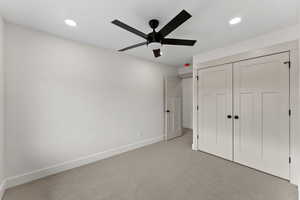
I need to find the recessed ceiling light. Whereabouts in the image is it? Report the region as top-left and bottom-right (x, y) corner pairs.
(64, 19), (77, 27)
(229, 17), (242, 25)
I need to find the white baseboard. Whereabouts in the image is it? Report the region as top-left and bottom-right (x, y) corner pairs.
(0, 180), (6, 200)
(5, 135), (163, 189)
(192, 143), (198, 151)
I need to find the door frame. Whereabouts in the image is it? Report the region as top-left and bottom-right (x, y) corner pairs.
(193, 40), (299, 184)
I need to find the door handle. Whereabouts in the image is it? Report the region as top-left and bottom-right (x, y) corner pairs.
(227, 115), (232, 119)
(234, 115), (239, 119)
(166, 110), (170, 113)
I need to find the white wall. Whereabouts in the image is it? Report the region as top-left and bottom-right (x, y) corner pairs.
(178, 67), (192, 78)
(295, 5), (300, 194)
(182, 78), (193, 129)
(0, 16), (5, 198)
(194, 24), (300, 64)
(4, 23), (177, 183)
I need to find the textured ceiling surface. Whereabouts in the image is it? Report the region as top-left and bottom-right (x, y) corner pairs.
(0, 0), (299, 66)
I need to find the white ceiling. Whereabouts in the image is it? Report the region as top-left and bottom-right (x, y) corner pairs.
(0, 0), (299, 67)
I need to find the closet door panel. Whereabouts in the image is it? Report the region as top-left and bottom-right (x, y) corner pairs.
(233, 52), (290, 179)
(198, 64), (233, 160)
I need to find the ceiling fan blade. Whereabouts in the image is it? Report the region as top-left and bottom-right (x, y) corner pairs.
(162, 38), (196, 46)
(153, 49), (161, 58)
(118, 42), (148, 51)
(112, 20), (148, 39)
(158, 10), (192, 38)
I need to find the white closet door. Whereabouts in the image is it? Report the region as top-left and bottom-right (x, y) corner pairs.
(198, 64), (233, 160)
(233, 52), (290, 179)
(165, 77), (182, 140)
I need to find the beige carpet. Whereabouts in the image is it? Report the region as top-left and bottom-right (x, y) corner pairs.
(3, 131), (298, 200)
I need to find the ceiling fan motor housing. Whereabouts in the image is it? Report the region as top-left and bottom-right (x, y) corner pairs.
(149, 19), (159, 30)
(148, 19), (162, 45)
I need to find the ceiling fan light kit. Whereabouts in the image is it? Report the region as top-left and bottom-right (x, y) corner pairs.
(112, 9), (197, 58)
(147, 42), (162, 50)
